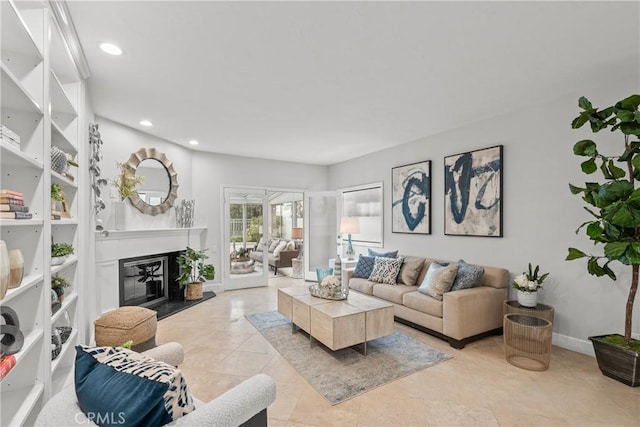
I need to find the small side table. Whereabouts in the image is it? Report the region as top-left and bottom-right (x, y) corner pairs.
(503, 300), (554, 324)
(291, 258), (304, 279)
(504, 314), (552, 371)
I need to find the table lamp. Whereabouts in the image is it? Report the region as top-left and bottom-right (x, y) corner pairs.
(340, 217), (360, 259)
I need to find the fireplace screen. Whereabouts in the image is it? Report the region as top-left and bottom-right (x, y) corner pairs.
(120, 255), (169, 307)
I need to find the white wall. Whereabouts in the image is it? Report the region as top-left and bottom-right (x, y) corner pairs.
(328, 81), (640, 355)
(96, 116), (193, 230)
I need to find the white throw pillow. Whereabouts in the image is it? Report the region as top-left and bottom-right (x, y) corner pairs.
(368, 257), (404, 285)
(273, 241), (288, 256)
(418, 262), (459, 300)
(285, 240), (296, 250)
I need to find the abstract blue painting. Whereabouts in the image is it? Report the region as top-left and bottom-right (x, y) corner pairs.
(392, 160), (431, 234)
(444, 145), (503, 237)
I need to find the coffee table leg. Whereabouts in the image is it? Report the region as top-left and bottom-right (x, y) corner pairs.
(292, 323), (297, 334)
(354, 341), (368, 356)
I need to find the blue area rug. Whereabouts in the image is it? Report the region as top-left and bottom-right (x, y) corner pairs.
(246, 310), (451, 404)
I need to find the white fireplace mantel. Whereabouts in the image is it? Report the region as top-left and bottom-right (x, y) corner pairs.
(94, 227), (207, 314)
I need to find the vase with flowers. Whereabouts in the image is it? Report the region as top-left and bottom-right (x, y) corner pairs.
(513, 263), (549, 307)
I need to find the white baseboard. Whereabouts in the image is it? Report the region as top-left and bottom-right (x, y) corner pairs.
(552, 332), (595, 356)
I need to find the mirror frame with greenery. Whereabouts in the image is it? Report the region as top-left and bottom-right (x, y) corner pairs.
(125, 148), (179, 216)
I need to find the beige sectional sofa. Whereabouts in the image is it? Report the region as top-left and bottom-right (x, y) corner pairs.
(346, 256), (509, 349)
(249, 238), (299, 274)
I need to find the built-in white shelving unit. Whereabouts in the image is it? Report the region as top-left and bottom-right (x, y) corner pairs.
(1, 1), (86, 424)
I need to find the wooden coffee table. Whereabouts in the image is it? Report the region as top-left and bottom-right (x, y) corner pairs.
(277, 286), (394, 355)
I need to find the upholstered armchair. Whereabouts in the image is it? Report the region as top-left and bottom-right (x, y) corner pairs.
(34, 342), (277, 427)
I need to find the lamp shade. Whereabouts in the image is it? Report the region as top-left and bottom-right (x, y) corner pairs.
(291, 227), (303, 239)
(340, 217), (360, 234)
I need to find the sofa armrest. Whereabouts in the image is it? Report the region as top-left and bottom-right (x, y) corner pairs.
(142, 341), (184, 366)
(442, 286), (507, 340)
(276, 250), (298, 266)
(174, 374), (276, 427)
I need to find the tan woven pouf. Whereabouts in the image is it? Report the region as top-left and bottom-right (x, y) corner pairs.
(94, 306), (157, 352)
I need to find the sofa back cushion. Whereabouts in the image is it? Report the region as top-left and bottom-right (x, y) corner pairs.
(268, 239), (280, 252)
(75, 345), (194, 427)
(418, 262), (458, 300)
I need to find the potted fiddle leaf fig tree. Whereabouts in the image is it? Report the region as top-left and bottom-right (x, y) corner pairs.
(177, 247), (215, 301)
(567, 94), (640, 387)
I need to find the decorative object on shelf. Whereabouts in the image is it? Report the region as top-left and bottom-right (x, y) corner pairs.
(0, 306), (25, 355)
(0, 240), (9, 299)
(50, 145), (68, 174)
(111, 160), (145, 230)
(392, 160), (431, 234)
(340, 217), (360, 259)
(567, 94), (640, 387)
(512, 263), (549, 308)
(177, 247), (215, 301)
(0, 354), (17, 381)
(51, 274), (71, 303)
(51, 328), (62, 360)
(444, 145), (503, 237)
(53, 311), (72, 344)
(89, 123), (108, 230)
(51, 289), (61, 316)
(51, 183), (68, 219)
(176, 199), (195, 228)
(8, 248), (23, 289)
(124, 148), (179, 216)
(51, 242), (74, 266)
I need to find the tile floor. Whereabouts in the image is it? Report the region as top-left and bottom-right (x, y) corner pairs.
(156, 275), (640, 426)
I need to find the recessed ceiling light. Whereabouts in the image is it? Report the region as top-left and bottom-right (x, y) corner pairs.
(188, 140), (199, 146)
(99, 42), (123, 56)
(139, 120), (153, 127)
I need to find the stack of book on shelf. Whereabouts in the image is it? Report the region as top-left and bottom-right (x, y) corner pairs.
(0, 125), (21, 150)
(0, 190), (32, 219)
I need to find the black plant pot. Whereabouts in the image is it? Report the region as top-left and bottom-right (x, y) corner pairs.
(589, 334), (640, 387)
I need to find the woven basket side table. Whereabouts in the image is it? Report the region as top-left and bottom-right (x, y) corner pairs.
(504, 314), (552, 371)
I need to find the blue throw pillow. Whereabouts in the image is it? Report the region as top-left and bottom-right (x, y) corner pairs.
(353, 255), (377, 278)
(75, 345), (194, 427)
(367, 249), (398, 258)
(450, 259), (485, 291)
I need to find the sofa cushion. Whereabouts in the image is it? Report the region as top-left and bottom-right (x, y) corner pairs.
(403, 291), (443, 318)
(367, 248), (398, 258)
(352, 255), (376, 278)
(450, 259), (485, 292)
(75, 345), (194, 427)
(369, 257), (404, 284)
(397, 256), (426, 286)
(273, 241), (287, 256)
(268, 239), (280, 252)
(372, 283), (416, 304)
(349, 278), (376, 295)
(418, 262), (458, 300)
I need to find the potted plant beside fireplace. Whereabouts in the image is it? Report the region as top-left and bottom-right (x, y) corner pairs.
(177, 247), (215, 300)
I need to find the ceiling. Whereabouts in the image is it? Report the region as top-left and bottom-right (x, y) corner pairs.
(67, 1), (639, 166)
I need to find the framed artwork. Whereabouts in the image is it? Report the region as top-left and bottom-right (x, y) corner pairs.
(444, 145), (503, 237)
(392, 160), (431, 234)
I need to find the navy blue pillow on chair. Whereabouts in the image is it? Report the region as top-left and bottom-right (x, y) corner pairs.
(75, 345), (194, 427)
(367, 249), (398, 258)
(352, 255), (377, 278)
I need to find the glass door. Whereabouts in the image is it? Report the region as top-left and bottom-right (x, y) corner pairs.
(304, 191), (338, 281)
(223, 187), (269, 290)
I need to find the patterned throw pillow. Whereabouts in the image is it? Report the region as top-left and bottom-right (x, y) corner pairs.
(418, 262), (459, 300)
(75, 345), (194, 427)
(273, 241), (288, 256)
(368, 248), (398, 258)
(450, 259), (485, 291)
(352, 255), (377, 278)
(268, 239), (280, 252)
(369, 257), (404, 285)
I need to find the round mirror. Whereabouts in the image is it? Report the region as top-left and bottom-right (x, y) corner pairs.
(125, 148), (178, 216)
(135, 159), (170, 206)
